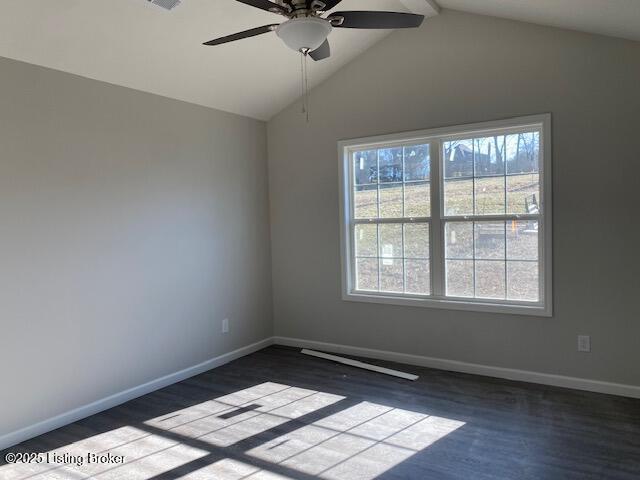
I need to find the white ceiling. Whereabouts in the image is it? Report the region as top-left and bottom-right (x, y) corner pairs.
(0, 0), (433, 121)
(0, 1), (638, 120)
(440, 0), (640, 42)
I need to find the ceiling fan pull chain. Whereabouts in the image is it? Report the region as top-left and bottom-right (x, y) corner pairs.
(304, 51), (310, 122)
(300, 51), (306, 115)
(299, 50), (310, 122)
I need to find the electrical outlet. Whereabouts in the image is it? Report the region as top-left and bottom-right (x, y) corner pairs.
(578, 335), (591, 352)
(222, 318), (229, 334)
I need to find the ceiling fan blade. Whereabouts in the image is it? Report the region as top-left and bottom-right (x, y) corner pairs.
(234, 0), (287, 14)
(316, 0), (342, 10)
(203, 25), (278, 46)
(331, 11), (424, 29)
(309, 39), (330, 61)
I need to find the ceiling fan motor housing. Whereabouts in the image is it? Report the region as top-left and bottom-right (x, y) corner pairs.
(147, 0), (181, 10)
(276, 17), (332, 52)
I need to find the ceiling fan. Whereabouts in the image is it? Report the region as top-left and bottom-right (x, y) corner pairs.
(203, 0), (425, 61)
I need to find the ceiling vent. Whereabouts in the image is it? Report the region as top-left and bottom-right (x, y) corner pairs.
(147, 0), (181, 11)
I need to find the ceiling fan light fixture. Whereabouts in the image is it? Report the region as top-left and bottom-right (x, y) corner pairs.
(276, 17), (332, 53)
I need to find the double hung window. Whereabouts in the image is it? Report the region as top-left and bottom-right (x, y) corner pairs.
(339, 115), (552, 316)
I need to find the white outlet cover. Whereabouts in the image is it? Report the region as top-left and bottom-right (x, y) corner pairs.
(222, 318), (229, 334)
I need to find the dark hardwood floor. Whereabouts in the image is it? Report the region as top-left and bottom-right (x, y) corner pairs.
(2, 345), (639, 479)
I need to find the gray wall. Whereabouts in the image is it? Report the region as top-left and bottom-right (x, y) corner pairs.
(0, 57), (272, 436)
(267, 10), (640, 386)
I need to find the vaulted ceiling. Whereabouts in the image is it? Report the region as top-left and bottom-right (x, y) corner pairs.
(0, 0), (430, 120)
(438, 0), (640, 43)
(0, 0), (637, 120)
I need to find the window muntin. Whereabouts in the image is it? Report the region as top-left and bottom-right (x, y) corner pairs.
(352, 144), (431, 296)
(443, 132), (540, 217)
(341, 116), (551, 315)
(444, 220), (539, 301)
(441, 129), (541, 302)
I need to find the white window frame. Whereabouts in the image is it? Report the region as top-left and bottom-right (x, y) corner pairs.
(338, 114), (552, 317)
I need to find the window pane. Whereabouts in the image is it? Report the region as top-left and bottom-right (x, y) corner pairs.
(354, 150), (377, 185)
(444, 139), (473, 178)
(379, 224), (402, 259)
(507, 261), (539, 301)
(474, 136), (505, 177)
(444, 178), (473, 216)
(354, 185), (377, 219)
(475, 176), (505, 215)
(446, 260), (474, 297)
(404, 181), (430, 217)
(507, 173), (540, 214)
(356, 258), (378, 291)
(404, 144), (430, 181)
(445, 222), (473, 259)
(380, 258), (403, 293)
(506, 221), (538, 260)
(405, 260), (430, 295)
(506, 132), (539, 175)
(404, 223), (429, 258)
(379, 183), (403, 218)
(355, 224), (377, 257)
(443, 139), (473, 215)
(476, 260), (506, 299)
(378, 147), (403, 183)
(474, 222), (505, 259)
(506, 131), (540, 214)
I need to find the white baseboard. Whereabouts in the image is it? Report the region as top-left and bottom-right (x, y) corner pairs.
(4, 335), (637, 451)
(0, 337), (275, 451)
(274, 336), (640, 399)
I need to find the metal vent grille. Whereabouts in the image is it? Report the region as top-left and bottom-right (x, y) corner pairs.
(148, 0), (181, 10)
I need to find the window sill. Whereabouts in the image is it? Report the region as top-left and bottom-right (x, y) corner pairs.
(343, 291), (552, 317)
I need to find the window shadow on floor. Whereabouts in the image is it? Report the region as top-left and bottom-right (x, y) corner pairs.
(2, 345), (639, 479)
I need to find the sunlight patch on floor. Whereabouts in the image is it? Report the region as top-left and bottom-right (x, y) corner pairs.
(92, 443), (209, 480)
(246, 401), (464, 479)
(1, 382), (464, 480)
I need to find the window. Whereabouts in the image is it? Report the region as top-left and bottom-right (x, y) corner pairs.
(339, 115), (552, 316)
